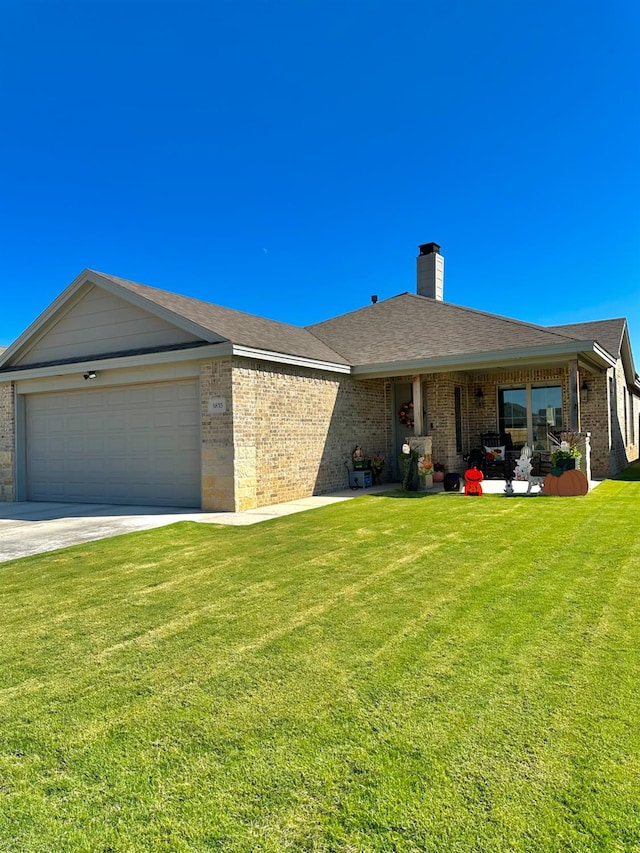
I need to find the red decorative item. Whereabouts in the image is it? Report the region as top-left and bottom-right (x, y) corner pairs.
(464, 466), (484, 496)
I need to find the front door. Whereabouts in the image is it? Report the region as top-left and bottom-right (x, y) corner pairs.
(392, 381), (428, 478)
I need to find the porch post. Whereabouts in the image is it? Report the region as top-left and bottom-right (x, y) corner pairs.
(412, 375), (424, 435)
(568, 360), (579, 432)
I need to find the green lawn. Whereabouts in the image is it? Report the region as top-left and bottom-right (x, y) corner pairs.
(1, 481), (639, 852)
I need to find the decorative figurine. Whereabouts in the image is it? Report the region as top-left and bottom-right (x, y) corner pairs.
(513, 445), (533, 482)
(464, 466), (484, 496)
(352, 445), (365, 469)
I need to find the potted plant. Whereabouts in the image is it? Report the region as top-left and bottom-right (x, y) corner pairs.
(548, 432), (582, 475)
(399, 444), (419, 491)
(432, 461), (446, 483)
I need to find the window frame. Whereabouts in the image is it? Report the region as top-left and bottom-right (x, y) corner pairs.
(498, 382), (563, 450)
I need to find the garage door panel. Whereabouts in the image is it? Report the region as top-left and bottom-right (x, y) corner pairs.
(179, 435), (199, 453)
(26, 380), (201, 507)
(178, 382), (197, 399)
(86, 413), (106, 431)
(86, 435), (107, 454)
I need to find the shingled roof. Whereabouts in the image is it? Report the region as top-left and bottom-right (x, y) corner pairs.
(306, 293), (588, 367)
(0, 270), (626, 377)
(93, 272), (349, 365)
(550, 319), (626, 360)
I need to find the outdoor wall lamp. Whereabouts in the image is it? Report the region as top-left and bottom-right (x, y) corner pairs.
(581, 380), (590, 402)
(83, 371), (98, 380)
(474, 387), (484, 408)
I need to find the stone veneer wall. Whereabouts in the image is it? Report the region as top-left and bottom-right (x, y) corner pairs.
(231, 359), (390, 510)
(0, 382), (15, 501)
(200, 358), (235, 511)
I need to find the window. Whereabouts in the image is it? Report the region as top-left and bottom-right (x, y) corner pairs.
(498, 385), (562, 451)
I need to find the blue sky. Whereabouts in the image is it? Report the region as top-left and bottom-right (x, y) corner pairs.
(2, 0), (639, 353)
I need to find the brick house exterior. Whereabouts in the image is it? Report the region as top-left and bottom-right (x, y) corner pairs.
(1, 248), (638, 510)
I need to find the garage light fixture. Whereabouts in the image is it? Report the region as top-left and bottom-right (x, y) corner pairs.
(83, 371), (98, 380)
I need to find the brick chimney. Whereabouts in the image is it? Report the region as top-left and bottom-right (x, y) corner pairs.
(417, 242), (444, 300)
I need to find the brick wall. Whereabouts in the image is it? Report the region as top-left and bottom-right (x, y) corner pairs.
(231, 359), (390, 509)
(580, 363), (640, 478)
(422, 372), (466, 474)
(419, 367), (573, 475)
(607, 360), (639, 475)
(0, 382), (15, 501)
(580, 370), (609, 478)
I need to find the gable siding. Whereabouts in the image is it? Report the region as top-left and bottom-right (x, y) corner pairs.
(17, 285), (201, 366)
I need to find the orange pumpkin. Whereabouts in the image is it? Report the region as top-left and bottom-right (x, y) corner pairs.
(543, 470), (588, 496)
(556, 468), (588, 496)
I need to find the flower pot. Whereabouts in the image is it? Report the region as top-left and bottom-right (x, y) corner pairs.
(433, 471), (445, 483)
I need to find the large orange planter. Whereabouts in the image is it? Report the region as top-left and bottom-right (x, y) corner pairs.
(543, 469), (588, 496)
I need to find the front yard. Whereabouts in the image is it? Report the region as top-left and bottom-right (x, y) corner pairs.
(1, 479), (639, 851)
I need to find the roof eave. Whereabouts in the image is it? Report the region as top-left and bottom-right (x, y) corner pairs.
(0, 342), (236, 382)
(351, 341), (616, 378)
(231, 345), (351, 374)
(0, 342), (352, 382)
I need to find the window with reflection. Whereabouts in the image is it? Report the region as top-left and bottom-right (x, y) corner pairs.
(498, 387), (528, 450)
(498, 385), (562, 451)
(531, 386), (562, 450)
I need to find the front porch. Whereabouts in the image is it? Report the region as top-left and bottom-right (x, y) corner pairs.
(426, 473), (602, 496)
(391, 362), (599, 482)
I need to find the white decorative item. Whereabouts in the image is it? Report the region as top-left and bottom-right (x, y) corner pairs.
(513, 445), (543, 494)
(513, 448), (533, 481)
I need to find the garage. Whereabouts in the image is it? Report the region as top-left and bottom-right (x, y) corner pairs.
(26, 380), (201, 507)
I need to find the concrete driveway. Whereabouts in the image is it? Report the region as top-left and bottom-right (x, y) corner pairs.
(0, 487), (395, 563)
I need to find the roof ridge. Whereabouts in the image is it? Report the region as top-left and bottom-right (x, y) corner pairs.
(549, 318), (627, 331)
(404, 293), (592, 343)
(309, 291), (585, 344)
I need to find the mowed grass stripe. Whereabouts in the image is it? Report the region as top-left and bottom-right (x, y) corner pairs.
(0, 479), (639, 851)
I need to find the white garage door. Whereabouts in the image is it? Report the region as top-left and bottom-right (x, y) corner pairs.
(26, 380), (201, 507)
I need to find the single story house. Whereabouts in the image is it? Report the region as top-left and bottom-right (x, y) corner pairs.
(1, 243), (638, 510)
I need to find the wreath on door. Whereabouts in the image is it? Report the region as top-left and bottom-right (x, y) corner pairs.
(398, 401), (414, 429)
